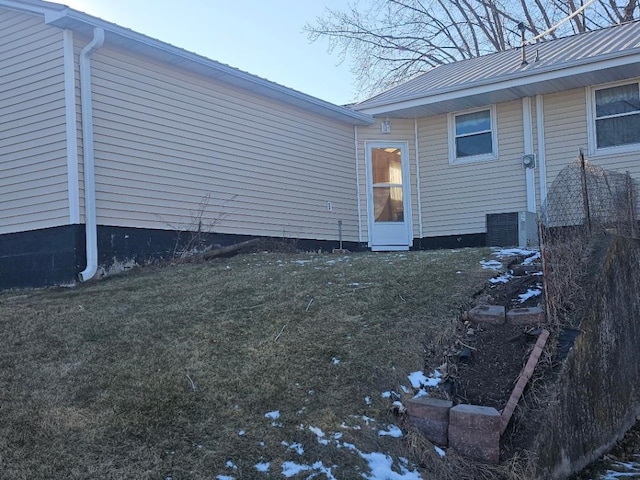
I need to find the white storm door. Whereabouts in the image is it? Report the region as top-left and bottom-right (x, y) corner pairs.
(365, 142), (412, 251)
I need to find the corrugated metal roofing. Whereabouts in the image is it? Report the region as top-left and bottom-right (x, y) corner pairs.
(354, 20), (640, 114)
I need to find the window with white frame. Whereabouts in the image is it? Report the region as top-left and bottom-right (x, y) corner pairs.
(592, 82), (640, 151)
(449, 106), (497, 164)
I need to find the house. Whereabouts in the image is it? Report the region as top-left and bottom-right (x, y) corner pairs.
(351, 21), (640, 251)
(2, 0), (640, 289)
(0, 0), (374, 288)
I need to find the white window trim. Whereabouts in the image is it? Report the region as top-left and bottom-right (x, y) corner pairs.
(587, 80), (640, 157)
(448, 105), (498, 165)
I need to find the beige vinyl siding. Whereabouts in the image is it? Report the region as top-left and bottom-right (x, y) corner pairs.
(418, 100), (528, 237)
(543, 85), (640, 194)
(356, 118), (418, 243)
(87, 45), (358, 242)
(0, 9), (68, 234)
(542, 88), (589, 190)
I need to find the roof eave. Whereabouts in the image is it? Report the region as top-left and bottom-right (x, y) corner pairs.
(355, 51), (640, 118)
(35, 6), (374, 126)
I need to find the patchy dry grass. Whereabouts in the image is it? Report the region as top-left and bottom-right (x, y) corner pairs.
(0, 248), (496, 479)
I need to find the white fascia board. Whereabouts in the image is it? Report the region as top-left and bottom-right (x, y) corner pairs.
(357, 52), (640, 116)
(43, 8), (374, 126)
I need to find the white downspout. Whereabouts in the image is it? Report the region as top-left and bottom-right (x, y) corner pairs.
(79, 27), (105, 282)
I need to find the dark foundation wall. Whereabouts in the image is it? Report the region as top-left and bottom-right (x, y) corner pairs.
(1, 226), (493, 289)
(533, 236), (640, 479)
(0, 225), (364, 289)
(0, 225), (85, 289)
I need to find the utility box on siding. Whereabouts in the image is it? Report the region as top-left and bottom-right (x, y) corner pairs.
(486, 212), (539, 247)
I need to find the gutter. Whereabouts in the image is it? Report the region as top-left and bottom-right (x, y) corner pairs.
(78, 27), (104, 282)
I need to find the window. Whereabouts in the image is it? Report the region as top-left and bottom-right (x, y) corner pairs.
(448, 106), (498, 164)
(592, 82), (640, 152)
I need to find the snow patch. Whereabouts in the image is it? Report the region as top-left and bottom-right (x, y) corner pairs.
(264, 410), (280, 420)
(519, 288), (542, 302)
(281, 461), (337, 479)
(309, 426), (330, 445)
(480, 259), (503, 271)
(254, 461), (270, 472)
(360, 451), (423, 480)
(378, 425), (403, 438)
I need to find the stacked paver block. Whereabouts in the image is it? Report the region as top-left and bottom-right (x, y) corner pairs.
(506, 306), (545, 325)
(449, 404), (502, 464)
(467, 305), (506, 325)
(404, 397), (452, 446)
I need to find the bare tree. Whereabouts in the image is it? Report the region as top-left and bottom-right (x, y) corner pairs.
(305, 0), (639, 98)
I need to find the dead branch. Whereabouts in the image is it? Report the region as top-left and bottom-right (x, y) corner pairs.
(201, 238), (260, 260)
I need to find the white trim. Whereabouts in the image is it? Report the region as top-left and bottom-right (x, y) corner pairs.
(535, 94), (548, 207)
(587, 79), (640, 156)
(414, 118), (423, 238)
(357, 52), (640, 116)
(448, 105), (498, 165)
(63, 29), (80, 224)
(522, 97), (536, 213)
(364, 141), (413, 249)
(78, 27), (105, 282)
(354, 125), (363, 243)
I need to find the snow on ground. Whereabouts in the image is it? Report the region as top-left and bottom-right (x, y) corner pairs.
(493, 247), (538, 258)
(597, 458), (640, 479)
(480, 259), (503, 271)
(378, 425), (403, 438)
(408, 369), (442, 397)
(281, 461), (337, 479)
(360, 452), (422, 480)
(489, 272), (513, 284)
(519, 288), (542, 303)
(434, 446), (446, 458)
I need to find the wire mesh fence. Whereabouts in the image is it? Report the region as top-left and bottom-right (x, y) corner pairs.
(539, 151), (640, 324)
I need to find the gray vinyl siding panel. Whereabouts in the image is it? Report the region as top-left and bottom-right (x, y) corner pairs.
(0, 9), (68, 234)
(88, 45), (358, 241)
(418, 100), (528, 237)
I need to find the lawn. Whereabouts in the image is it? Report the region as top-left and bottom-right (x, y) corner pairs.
(0, 248), (496, 479)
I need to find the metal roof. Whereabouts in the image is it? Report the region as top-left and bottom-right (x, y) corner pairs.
(0, 0), (374, 126)
(354, 21), (640, 118)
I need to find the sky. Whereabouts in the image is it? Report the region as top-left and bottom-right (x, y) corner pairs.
(58, 0), (360, 105)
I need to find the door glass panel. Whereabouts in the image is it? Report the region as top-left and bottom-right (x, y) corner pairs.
(372, 148), (402, 184)
(373, 187), (404, 222)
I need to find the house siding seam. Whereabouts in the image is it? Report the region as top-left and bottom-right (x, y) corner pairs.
(0, 8), (69, 235)
(86, 44), (359, 242)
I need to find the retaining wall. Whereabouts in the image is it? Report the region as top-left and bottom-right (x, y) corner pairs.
(533, 235), (640, 478)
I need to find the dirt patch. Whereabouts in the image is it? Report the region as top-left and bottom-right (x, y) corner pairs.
(428, 250), (547, 433)
(454, 322), (537, 410)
